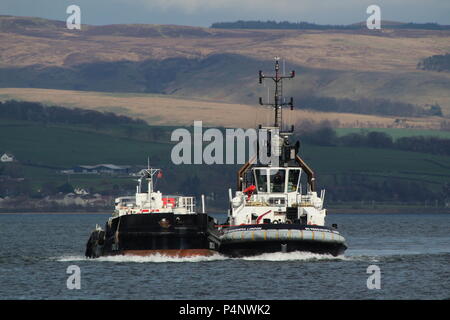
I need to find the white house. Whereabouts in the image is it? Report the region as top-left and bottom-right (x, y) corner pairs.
(0, 153), (14, 163)
(74, 188), (89, 196)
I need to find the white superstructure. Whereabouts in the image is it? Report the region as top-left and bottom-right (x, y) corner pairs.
(113, 168), (196, 217)
(229, 132), (327, 227)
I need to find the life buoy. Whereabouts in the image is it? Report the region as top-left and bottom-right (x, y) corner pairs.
(243, 185), (256, 200)
(162, 197), (176, 208)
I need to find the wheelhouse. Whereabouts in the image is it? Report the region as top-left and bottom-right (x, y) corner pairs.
(252, 167), (301, 194)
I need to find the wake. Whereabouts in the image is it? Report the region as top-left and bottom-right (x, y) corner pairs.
(240, 251), (348, 261)
(54, 251), (348, 263)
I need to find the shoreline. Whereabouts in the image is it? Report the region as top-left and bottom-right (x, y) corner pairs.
(1, 207), (449, 214)
(0, 211), (111, 214)
(328, 207), (450, 214)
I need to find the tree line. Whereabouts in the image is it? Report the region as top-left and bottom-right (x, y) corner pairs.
(0, 100), (147, 127)
(417, 53), (450, 72)
(211, 20), (359, 30)
(211, 20), (450, 30)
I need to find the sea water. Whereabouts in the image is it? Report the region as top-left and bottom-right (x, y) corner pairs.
(0, 212), (449, 299)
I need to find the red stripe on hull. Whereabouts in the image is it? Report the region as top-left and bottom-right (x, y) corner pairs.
(120, 249), (216, 257)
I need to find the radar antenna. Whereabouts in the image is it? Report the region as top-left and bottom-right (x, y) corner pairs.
(258, 56), (295, 134)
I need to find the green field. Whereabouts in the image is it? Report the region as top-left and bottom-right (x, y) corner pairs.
(301, 144), (450, 195)
(0, 120), (172, 167)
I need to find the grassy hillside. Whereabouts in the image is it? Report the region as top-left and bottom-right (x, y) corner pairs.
(1, 54), (450, 116)
(2, 16), (449, 72)
(1, 16), (450, 116)
(1, 118), (449, 210)
(0, 120), (170, 166)
(303, 144), (450, 184)
(0, 88), (446, 129)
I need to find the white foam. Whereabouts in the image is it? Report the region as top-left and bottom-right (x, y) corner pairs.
(55, 255), (88, 262)
(55, 253), (228, 263)
(239, 251), (348, 261)
(54, 251), (349, 263)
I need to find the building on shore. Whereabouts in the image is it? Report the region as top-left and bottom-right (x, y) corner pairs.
(61, 164), (131, 175)
(0, 153), (15, 163)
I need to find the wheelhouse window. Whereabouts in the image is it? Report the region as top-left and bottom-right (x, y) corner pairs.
(269, 169), (286, 193)
(254, 169), (268, 193)
(287, 169), (301, 192)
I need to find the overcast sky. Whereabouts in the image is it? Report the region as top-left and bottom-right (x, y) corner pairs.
(1, 0), (449, 27)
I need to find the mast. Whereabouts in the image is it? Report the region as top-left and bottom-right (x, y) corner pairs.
(258, 56), (295, 132)
(257, 57), (317, 191)
(237, 58), (316, 192)
(139, 168), (160, 196)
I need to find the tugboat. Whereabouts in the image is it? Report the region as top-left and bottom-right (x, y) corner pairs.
(85, 167), (219, 258)
(217, 57), (347, 257)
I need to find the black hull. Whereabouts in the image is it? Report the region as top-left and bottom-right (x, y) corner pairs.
(218, 224), (347, 258)
(85, 212), (219, 258)
(219, 240), (347, 257)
